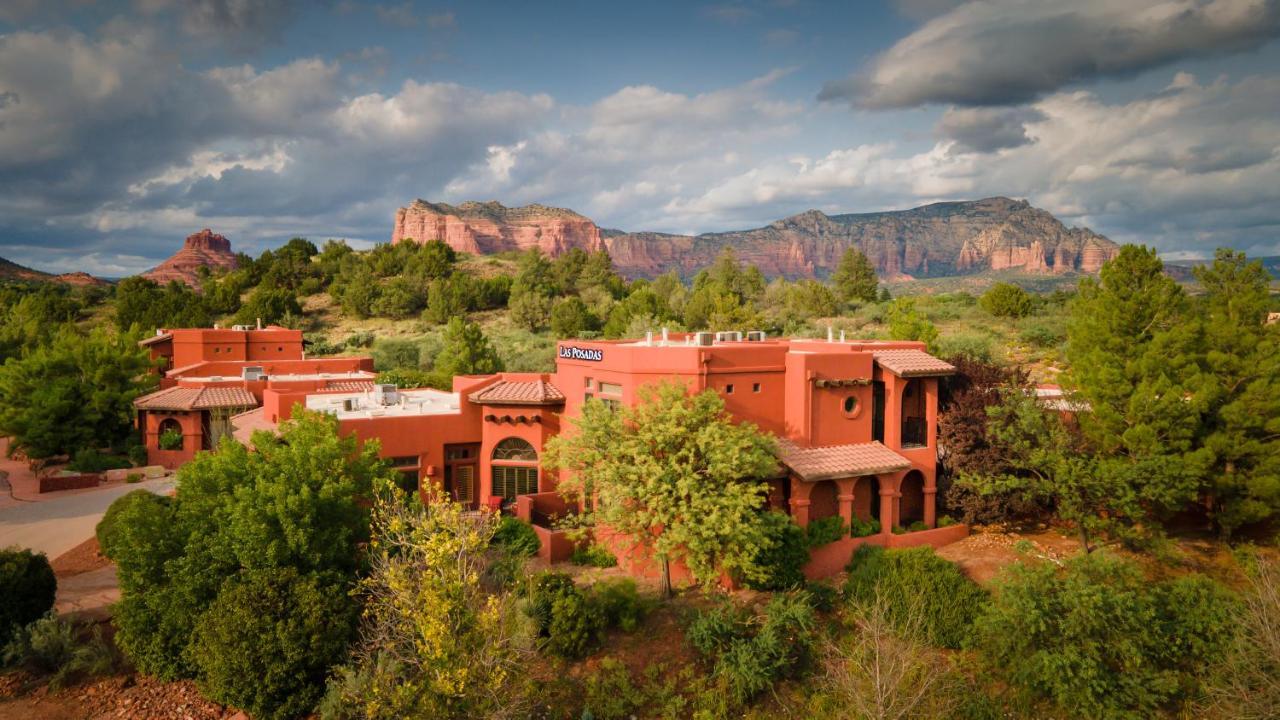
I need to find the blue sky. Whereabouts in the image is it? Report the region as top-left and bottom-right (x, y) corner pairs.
(1, 0), (1279, 275)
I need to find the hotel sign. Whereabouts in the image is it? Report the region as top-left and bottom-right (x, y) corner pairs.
(559, 345), (603, 362)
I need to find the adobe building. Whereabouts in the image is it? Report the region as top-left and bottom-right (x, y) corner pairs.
(218, 329), (967, 577)
(133, 325), (375, 467)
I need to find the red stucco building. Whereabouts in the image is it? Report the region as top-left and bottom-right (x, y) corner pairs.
(182, 329), (969, 577)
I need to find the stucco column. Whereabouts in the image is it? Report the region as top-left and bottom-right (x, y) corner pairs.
(790, 498), (812, 528)
(878, 487), (896, 537)
(924, 486), (937, 528)
(836, 477), (856, 529)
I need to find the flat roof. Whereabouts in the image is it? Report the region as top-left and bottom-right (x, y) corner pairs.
(177, 370), (376, 383)
(306, 387), (461, 420)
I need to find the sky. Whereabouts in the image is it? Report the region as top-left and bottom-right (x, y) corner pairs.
(1, 0), (1279, 276)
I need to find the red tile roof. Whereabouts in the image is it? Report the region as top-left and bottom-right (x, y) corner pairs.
(230, 407), (277, 445)
(468, 380), (566, 406)
(133, 386), (258, 411)
(776, 439), (911, 481)
(872, 349), (956, 377)
(325, 380), (375, 392)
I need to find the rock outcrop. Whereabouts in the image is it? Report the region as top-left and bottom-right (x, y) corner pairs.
(52, 272), (107, 287)
(394, 200), (603, 256)
(141, 229), (239, 288)
(393, 197), (1118, 279)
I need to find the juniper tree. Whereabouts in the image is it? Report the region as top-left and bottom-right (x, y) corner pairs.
(831, 247), (879, 304)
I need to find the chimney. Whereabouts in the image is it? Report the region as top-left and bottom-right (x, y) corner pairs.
(256, 317), (262, 330)
(661, 327), (669, 345)
(645, 330), (653, 346)
(839, 330), (846, 342)
(827, 326), (834, 343)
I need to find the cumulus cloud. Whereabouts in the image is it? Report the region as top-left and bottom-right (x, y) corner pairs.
(179, 0), (299, 53)
(822, 0), (1280, 108)
(935, 106), (1046, 152)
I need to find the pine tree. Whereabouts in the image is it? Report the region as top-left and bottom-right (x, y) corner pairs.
(831, 247), (879, 304)
(434, 317), (502, 377)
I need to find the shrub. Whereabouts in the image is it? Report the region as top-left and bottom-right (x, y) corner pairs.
(907, 520), (928, 532)
(845, 545), (987, 649)
(157, 428), (183, 451)
(571, 543), (617, 568)
(96, 491), (179, 591)
(979, 283), (1034, 318)
(935, 332), (994, 363)
(687, 592), (817, 705)
(1018, 320), (1064, 348)
(582, 657), (646, 720)
(547, 585), (607, 659)
(937, 515), (956, 528)
(0, 548), (57, 647)
(591, 578), (649, 632)
(374, 367), (436, 390)
(971, 552), (1237, 719)
(126, 473), (143, 483)
(126, 443), (148, 467)
(891, 525), (906, 534)
(804, 581), (841, 613)
(189, 568), (357, 720)
(3, 614), (121, 689)
(525, 572), (577, 635)
(805, 515), (848, 548)
(69, 448), (130, 473)
(343, 330), (374, 349)
(849, 517), (880, 537)
(492, 516), (541, 558)
(744, 511), (809, 591)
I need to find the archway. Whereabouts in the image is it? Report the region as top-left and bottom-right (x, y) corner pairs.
(808, 480), (838, 521)
(491, 437), (539, 506)
(899, 470), (925, 526)
(157, 418), (183, 450)
(855, 476), (878, 522)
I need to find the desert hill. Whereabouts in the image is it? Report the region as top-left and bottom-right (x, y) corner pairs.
(393, 197), (1119, 279)
(141, 229), (239, 288)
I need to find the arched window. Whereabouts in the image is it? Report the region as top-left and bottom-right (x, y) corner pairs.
(491, 437), (538, 502)
(157, 418), (184, 450)
(492, 437), (538, 462)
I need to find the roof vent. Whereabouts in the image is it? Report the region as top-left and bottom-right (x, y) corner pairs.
(342, 397), (360, 412)
(746, 330), (766, 342)
(375, 384), (399, 406)
(695, 331), (715, 347)
(242, 366), (265, 381)
(232, 324), (253, 332)
(715, 331), (742, 343)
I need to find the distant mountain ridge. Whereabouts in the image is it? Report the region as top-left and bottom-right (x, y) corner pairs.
(393, 196), (1119, 279)
(0, 256), (106, 286)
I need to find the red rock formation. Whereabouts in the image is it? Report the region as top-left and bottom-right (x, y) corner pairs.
(393, 200), (603, 256)
(53, 272), (107, 287)
(392, 197), (1119, 280)
(141, 229), (239, 289)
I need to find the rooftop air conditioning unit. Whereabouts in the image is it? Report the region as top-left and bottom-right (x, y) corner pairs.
(242, 366), (265, 381)
(342, 398), (360, 412)
(375, 383), (399, 406)
(746, 330), (766, 342)
(232, 324), (253, 332)
(695, 331), (715, 347)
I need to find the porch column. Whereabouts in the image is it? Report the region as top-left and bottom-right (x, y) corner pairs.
(924, 482), (937, 528)
(789, 498), (812, 528)
(878, 486), (896, 537)
(836, 477), (856, 529)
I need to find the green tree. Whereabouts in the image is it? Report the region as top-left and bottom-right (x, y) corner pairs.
(103, 410), (394, 688)
(578, 249), (624, 296)
(0, 548), (57, 647)
(831, 247), (879, 304)
(508, 288), (553, 331)
(1194, 249), (1280, 535)
(971, 552), (1236, 719)
(434, 317), (503, 377)
(234, 284), (302, 326)
(550, 296), (595, 338)
(979, 282), (1034, 318)
(0, 327), (156, 459)
(886, 298), (939, 350)
(545, 382), (778, 597)
(114, 277), (212, 332)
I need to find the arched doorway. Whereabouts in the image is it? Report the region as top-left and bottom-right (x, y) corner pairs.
(899, 470), (925, 526)
(808, 480), (838, 521)
(157, 418), (183, 450)
(491, 437), (539, 508)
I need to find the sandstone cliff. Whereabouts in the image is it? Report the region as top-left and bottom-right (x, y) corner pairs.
(393, 197), (1118, 279)
(394, 200), (603, 256)
(141, 229), (239, 288)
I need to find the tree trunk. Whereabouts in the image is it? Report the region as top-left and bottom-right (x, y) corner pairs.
(659, 555), (672, 599)
(1078, 524), (1093, 554)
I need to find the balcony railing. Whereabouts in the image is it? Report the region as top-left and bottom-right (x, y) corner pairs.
(901, 417), (928, 447)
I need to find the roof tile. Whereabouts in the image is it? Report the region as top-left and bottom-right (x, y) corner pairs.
(468, 380), (565, 406)
(776, 438), (911, 481)
(873, 349), (956, 377)
(134, 386), (258, 411)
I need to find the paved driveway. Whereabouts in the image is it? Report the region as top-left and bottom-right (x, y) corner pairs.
(0, 479), (174, 559)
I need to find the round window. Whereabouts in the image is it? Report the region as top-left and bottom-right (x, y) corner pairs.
(843, 396), (858, 414)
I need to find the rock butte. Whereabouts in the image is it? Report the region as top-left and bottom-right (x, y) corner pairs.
(393, 197), (1119, 279)
(141, 229), (239, 289)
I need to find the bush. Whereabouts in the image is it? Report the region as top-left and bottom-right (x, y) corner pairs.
(0, 548), (57, 647)
(3, 614), (121, 689)
(189, 568), (357, 720)
(934, 332), (994, 363)
(582, 657), (646, 720)
(68, 448), (130, 473)
(491, 516), (541, 558)
(805, 515), (848, 548)
(126, 473), (143, 483)
(591, 578), (649, 632)
(343, 330), (374, 349)
(744, 511), (809, 591)
(804, 581), (841, 613)
(1017, 320), (1064, 348)
(937, 515), (956, 528)
(979, 283), (1034, 318)
(157, 428), (183, 450)
(845, 545), (987, 649)
(850, 517), (880, 537)
(375, 367), (436, 390)
(687, 592), (817, 705)
(971, 552), (1237, 719)
(547, 586), (606, 659)
(525, 572), (577, 635)
(571, 543), (617, 568)
(96, 491), (179, 591)
(907, 520), (928, 532)
(127, 443), (149, 467)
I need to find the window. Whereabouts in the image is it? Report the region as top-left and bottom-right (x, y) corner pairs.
(585, 377), (593, 388)
(843, 396), (858, 414)
(492, 437), (538, 461)
(277, 346), (283, 352)
(598, 381), (623, 395)
(753, 383), (761, 393)
(396, 470), (419, 493)
(601, 398), (621, 412)
(389, 455), (419, 468)
(445, 447), (472, 461)
(492, 466), (538, 500)
(725, 384), (734, 394)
